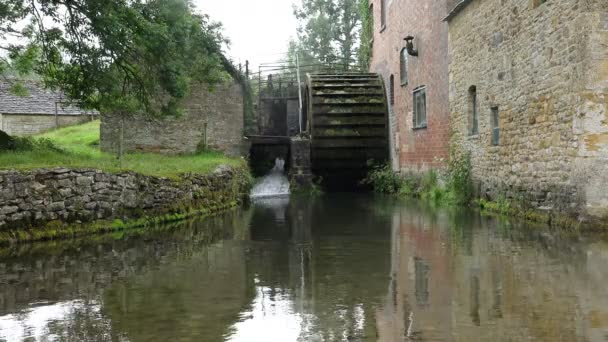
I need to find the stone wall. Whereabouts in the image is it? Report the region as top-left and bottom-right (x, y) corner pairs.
(0, 166), (251, 235)
(448, 0), (608, 220)
(100, 81), (245, 156)
(369, 0), (451, 172)
(0, 114), (95, 136)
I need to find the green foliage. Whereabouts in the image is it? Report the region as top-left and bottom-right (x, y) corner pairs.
(478, 197), (512, 215)
(0, 0), (233, 118)
(363, 152), (473, 206)
(362, 164), (402, 194)
(0, 121), (245, 178)
(291, 0), (362, 68)
(358, 0), (372, 70)
(0, 131), (16, 150)
(444, 149), (473, 205)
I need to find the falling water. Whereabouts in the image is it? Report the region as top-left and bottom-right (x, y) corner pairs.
(250, 158), (290, 198)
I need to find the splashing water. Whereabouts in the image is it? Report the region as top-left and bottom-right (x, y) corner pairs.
(250, 158), (290, 198)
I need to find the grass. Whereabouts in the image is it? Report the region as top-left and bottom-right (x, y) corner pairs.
(0, 121), (245, 178)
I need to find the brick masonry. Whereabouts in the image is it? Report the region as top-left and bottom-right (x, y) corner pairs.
(101, 81), (245, 156)
(369, 0), (451, 172)
(448, 0), (608, 219)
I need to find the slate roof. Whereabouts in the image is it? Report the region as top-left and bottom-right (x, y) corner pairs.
(0, 80), (98, 116)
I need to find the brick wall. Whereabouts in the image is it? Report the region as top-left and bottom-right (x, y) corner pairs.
(101, 81), (245, 156)
(448, 0), (608, 219)
(369, 0), (451, 172)
(0, 114), (93, 136)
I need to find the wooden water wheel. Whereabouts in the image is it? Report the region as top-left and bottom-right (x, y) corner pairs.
(304, 73), (389, 189)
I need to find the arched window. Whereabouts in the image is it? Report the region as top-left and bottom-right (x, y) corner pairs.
(389, 75), (395, 108)
(468, 86), (478, 135)
(400, 48), (408, 86)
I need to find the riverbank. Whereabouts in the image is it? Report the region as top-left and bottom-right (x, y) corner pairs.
(0, 121), (253, 244)
(0, 165), (252, 244)
(364, 163), (607, 231)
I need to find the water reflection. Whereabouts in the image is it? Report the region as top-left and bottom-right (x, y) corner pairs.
(0, 195), (607, 341)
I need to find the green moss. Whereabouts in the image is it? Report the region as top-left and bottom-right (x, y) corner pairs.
(0, 200), (243, 246)
(0, 165), (252, 245)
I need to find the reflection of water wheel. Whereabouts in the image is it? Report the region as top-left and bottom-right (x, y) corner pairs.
(304, 73), (389, 189)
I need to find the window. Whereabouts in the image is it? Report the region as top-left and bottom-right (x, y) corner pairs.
(491, 107), (499, 146)
(400, 48), (408, 86)
(380, 0), (386, 30)
(413, 87), (427, 129)
(389, 75), (395, 108)
(468, 86), (478, 135)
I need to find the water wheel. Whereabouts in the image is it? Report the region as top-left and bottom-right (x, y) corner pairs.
(304, 73), (389, 189)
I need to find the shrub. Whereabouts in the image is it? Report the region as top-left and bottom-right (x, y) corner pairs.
(364, 150), (473, 206)
(362, 164), (402, 194)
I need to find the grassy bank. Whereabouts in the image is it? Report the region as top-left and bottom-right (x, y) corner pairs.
(0, 121), (244, 178)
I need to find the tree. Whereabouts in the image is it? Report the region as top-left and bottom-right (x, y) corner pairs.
(0, 0), (233, 120)
(291, 0), (362, 70)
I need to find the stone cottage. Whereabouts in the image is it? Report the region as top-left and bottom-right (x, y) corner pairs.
(0, 80), (97, 136)
(446, 0), (608, 220)
(100, 80), (245, 157)
(369, 0), (451, 171)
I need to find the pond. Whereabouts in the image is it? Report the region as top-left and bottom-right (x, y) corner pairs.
(0, 194), (607, 341)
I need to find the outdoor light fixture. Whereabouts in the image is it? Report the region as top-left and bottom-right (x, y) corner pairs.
(404, 36), (419, 57)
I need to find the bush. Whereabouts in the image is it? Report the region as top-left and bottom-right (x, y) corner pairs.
(0, 131), (17, 150)
(363, 150), (473, 206)
(362, 164), (402, 194)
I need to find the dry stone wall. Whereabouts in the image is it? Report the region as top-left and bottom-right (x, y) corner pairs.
(448, 0), (608, 221)
(0, 166), (250, 231)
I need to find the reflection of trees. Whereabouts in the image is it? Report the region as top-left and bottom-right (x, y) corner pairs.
(0, 209), (254, 341)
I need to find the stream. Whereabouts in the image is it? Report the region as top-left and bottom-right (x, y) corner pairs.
(0, 195), (607, 341)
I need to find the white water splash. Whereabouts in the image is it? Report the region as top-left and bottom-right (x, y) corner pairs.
(250, 158), (290, 198)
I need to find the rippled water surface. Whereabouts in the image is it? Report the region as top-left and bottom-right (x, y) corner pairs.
(1, 195), (608, 341)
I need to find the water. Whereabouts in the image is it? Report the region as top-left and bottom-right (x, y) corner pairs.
(1, 195), (608, 341)
(250, 158), (290, 198)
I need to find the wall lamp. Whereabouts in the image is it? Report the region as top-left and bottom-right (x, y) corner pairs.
(404, 36), (419, 57)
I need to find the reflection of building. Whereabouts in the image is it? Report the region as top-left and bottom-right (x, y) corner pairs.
(376, 202), (608, 341)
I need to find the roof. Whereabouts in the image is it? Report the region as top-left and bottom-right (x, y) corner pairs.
(444, 0), (475, 21)
(0, 80), (98, 116)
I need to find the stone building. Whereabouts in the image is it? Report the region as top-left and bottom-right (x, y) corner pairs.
(369, 0), (451, 171)
(0, 80), (97, 136)
(101, 81), (245, 156)
(447, 0), (608, 220)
